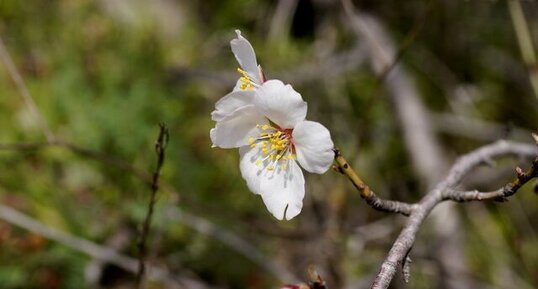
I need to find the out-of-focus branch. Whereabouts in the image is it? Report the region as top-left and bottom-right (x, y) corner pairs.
(370, 140), (538, 289)
(136, 124), (169, 288)
(167, 41), (368, 87)
(431, 112), (531, 141)
(341, 0), (447, 183)
(0, 140), (295, 283)
(339, 3), (474, 288)
(0, 140), (152, 184)
(333, 149), (416, 216)
(507, 0), (538, 101)
(166, 207), (298, 283)
(0, 204), (210, 289)
(0, 36), (55, 142)
(268, 0), (299, 42)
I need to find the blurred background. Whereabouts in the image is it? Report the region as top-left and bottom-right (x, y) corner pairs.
(0, 0), (537, 288)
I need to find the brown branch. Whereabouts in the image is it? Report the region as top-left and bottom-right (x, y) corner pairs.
(135, 123), (169, 288)
(333, 149), (416, 216)
(369, 140), (538, 289)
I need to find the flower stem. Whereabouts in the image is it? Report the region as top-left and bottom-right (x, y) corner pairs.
(333, 149), (416, 216)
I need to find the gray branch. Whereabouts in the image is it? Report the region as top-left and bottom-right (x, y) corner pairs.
(370, 140), (538, 289)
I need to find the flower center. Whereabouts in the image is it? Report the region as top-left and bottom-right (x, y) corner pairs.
(237, 68), (255, 90)
(248, 124), (296, 171)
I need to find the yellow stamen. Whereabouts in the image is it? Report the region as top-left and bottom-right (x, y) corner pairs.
(237, 68), (254, 90)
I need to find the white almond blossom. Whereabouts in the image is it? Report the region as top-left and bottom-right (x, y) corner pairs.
(210, 30), (334, 220)
(212, 30), (264, 122)
(230, 29), (265, 91)
(211, 79), (334, 220)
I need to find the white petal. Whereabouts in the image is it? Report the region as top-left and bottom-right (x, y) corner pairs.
(211, 90), (255, 121)
(293, 120), (334, 174)
(230, 30), (261, 84)
(259, 160), (305, 220)
(239, 146), (262, 195)
(239, 147), (306, 220)
(254, 80), (307, 129)
(210, 105), (267, 148)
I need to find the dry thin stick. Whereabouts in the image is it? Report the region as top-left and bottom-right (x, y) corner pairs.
(0, 36), (55, 142)
(333, 149), (416, 216)
(135, 123), (169, 288)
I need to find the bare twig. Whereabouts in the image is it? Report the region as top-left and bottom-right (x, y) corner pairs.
(0, 36), (55, 142)
(333, 149), (416, 216)
(370, 140), (538, 289)
(136, 123), (169, 288)
(443, 157), (538, 202)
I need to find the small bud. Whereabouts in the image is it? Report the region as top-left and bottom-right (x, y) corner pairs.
(402, 256), (413, 283)
(515, 166), (525, 181)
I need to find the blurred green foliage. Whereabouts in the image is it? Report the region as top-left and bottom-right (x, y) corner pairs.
(0, 0), (537, 288)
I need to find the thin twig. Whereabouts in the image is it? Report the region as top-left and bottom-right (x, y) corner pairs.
(333, 149), (416, 216)
(135, 123), (169, 288)
(443, 157), (538, 202)
(0, 36), (55, 142)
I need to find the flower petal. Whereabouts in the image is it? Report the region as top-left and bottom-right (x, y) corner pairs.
(239, 146), (262, 195)
(230, 30), (261, 84)
(293, 120), (334, 174)
(211, 90), (255, 121)
(259, 160), (305, 220)
(210, 105), (267, 148)
(239, 147), (305, 220)
(255, 80), (307, 129)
